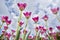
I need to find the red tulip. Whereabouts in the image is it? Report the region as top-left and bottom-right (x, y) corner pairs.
(4, 26), (8, 30)
(32, 16), (39, 23)
(42, 15), (48, 21)
(18, 21), (24, 27)
(23, 12), (31, 19)
(51, 7), (59, 14)
(17, 3), (27, 11)
(1, 16), (8, 22)
(57, 26), (60, 30)
(6, 20), (11, 25)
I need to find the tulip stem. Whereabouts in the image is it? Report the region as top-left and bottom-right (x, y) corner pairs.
(0, 22), (3, 28)
(36, 32), (38, 40)
(15, 11), (22, 40)
(55, 14), (60, 22)
(18, 11), (22, 22)
(25, 19), (28, 29)
(45, 21), (48, 29)
(23, 34), (26, 40)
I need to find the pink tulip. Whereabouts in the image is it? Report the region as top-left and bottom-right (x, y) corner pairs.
(17, 3), (27, 11)
(11, 30), (15, 34)
(32, 16), (39, 23)
(51, 7), (59, 14)
(1, 16), (8, 22)
(6, 20), (11, 25)
(57, 26), (60, 30)
(39, 26), (44, 30)
(18, 21), (24, 27)
(42, 15), (48, 21)
(23, 12), (31, 19)
(4, 26), (8, 30)
(41, 28), (46, 34)
(43, 28), (46, 32)
(2, 30), (5, 34)
(5, 33), (11, 38)
(49, 27), (53, 32)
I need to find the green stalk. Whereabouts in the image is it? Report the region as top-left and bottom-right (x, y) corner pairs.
(15, 26), (20, 40)
(25, 19), (28, 29)
(22, 34), (26, 40)
(15, 11), (22, 40)
(0, 22), (3, 28)
(36, 32), (38, 40)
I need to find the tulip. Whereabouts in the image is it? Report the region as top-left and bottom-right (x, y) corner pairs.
(49, 27), (53, 32)
(23, 29), (27, 40)
(23, 29), (27, 35)
(17, 3), (27, 11)
(6, 20), (11, 25)
(51, 7), (59, 14)
(2, 30), (5, 34)
(11, 30), (15, 34)
(28, 36), (33, 40)
(23, 12), (31, 19)
(39, 26), (44, 30)
(18, 21), (24, 27)
(35, 27), (39, 32)
(32, 16), (39, 23)
(5, 33), (11, 38)
(19, 38), (22, 40)
(56, 26), (60, 30)
(1, 16), (8, 22)
(4, 26), (8, 30)
(42, 15), (48, 21)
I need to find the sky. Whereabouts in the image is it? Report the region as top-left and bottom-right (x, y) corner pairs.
(0, 0), (60, 36)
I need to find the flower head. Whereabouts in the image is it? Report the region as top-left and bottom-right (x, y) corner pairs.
(4, 26), (8, 30)
(32, 16), (39, 23)
(5, 33), (11, 38)
(51, 7), (59, 14)
(17, 3), (27, 11)
(6, 20), (11, 25)
(18, 21), (24, 27)
(42, 15), (48, 21)
(2, 30), (5, 34)
(57, 26), (60, 30)
(49, 27), (53, 32)
(28, 36), (33, 39)
(23, 12), (31, 19)
(39, 26), (44, 30)
(35, 27), (39, 32)
(1, 16), (8, 22)
(23, 29), (27, 34)
(11, 30), (15, 34)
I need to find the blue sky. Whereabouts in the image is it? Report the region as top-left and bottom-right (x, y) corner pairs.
(0, 0), (60, 36)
